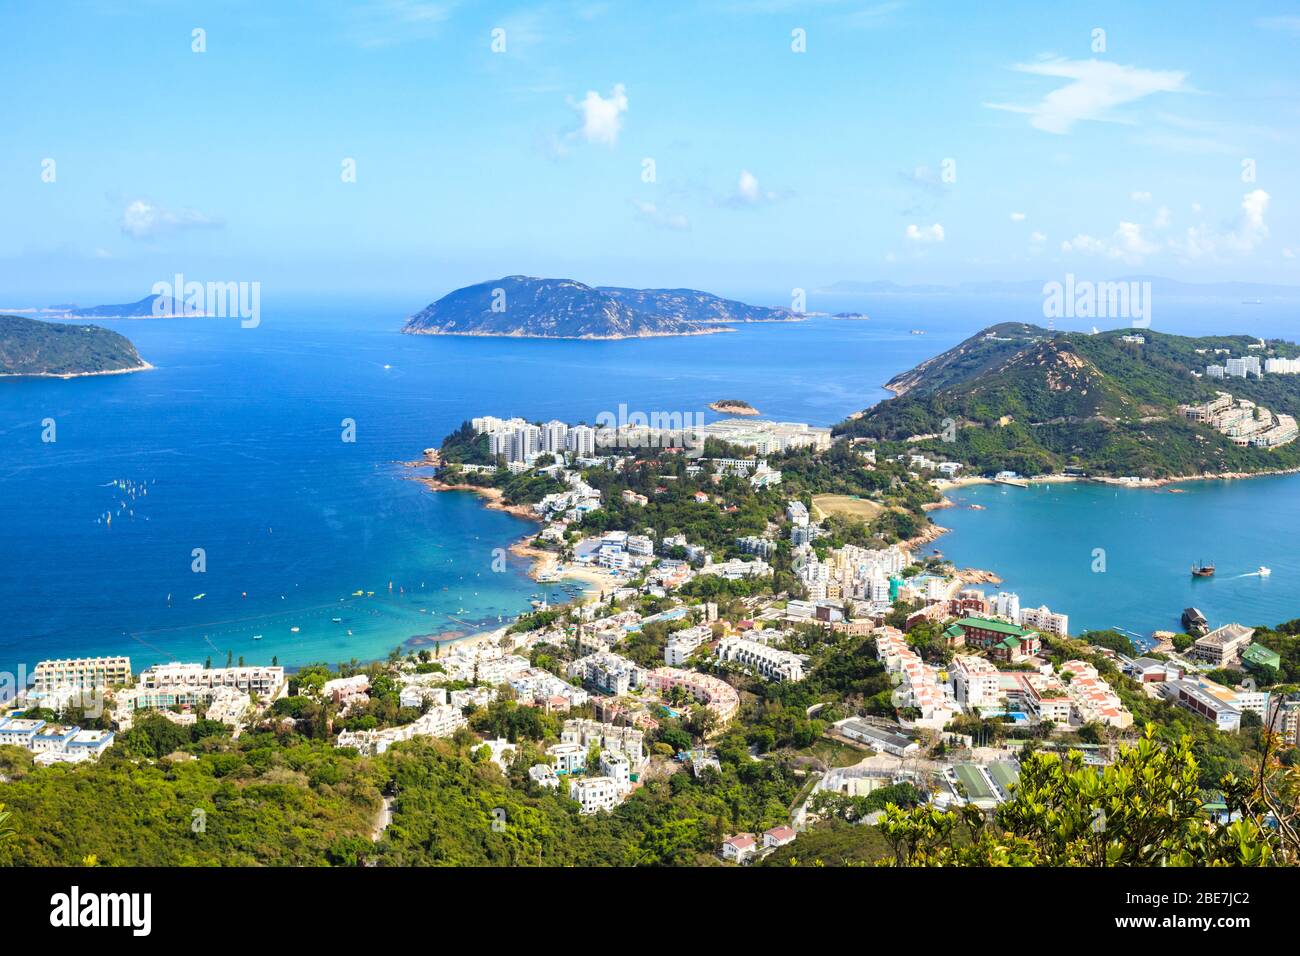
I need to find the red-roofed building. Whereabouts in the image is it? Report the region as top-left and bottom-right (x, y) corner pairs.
(721, 833), (758, 863)
(763, 826), (797, 849)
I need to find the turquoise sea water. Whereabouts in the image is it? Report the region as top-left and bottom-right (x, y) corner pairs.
(1, 290), (1297, 676)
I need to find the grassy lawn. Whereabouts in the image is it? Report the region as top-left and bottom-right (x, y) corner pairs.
(797, 738), (870, 769)
(811, 494), (885, 523)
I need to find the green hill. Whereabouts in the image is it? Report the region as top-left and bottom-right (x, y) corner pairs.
(837, 324), (1300, 478)
(0, 314), (148, 377)
(403, 275), (796, 339)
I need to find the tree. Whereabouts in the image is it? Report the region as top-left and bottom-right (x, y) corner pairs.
(880, 725), (1275, 866)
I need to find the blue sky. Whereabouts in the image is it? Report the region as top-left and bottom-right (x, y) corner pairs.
(2, 0), (1298, 302)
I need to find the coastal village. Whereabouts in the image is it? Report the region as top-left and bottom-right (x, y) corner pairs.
(7, 409), (1296, 865)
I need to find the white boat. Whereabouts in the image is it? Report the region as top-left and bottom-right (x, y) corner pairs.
(1258, 566), (1272, 576)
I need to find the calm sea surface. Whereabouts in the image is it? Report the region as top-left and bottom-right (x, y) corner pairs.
(1, 291), (1297, 675)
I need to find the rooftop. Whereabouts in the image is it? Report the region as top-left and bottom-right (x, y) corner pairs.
(956, 617), (1036, 638)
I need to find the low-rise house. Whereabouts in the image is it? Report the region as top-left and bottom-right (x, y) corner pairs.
(323, 674), (371, 707)
(721, 833), (758, 864)
(832, 718), (919, 757)
(528, 763), (560, 789)
(763, 826), (797, 849)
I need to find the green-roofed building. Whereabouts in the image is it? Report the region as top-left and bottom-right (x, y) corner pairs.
(1242, 643), (1281, 675)
(943, 623), (966, 647)
(955, 617), (1041, 662)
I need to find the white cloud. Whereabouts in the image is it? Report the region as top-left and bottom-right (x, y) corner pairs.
(120, 199), (222, 240)
(723, 169), (780, 207)
(571, 83), (627, 146)
(630, 200), (689, 231)
(1010, 211), (1026, 222)
(985, 57), (1188, 134)
(1176, 190), (1271, 259)
(1030, 231), (1046, 243)
(1131, 191), (1152, 202)
(1154, 206), (1171, 229)
(1060, 221), (1158, 265)
(905, 223), (944, 242)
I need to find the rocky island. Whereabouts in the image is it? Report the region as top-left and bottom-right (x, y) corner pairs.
(402, 275), (798, 340)
(708, 399), (759, 415)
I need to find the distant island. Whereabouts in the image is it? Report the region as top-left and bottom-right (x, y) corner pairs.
(43, 294), (195, 319)
(837, 322), (1300, 480)
(0, 314), (150, 378)
(402, 276), (799, 340)
(708, 399), (759, 415)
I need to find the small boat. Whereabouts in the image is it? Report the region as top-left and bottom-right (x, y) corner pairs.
(1258, 566), (1272, 577)
(252, 634), (263, 640)
(290, 626), (301, 633)
(351, 589), (364, 597)
(1191, 560), (1216, 578)
(331, 617), (343, 623)
(193, 593), (205, 600)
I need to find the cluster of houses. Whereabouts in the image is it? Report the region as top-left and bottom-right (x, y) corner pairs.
(874, 623), (1134, 731)
(1179, 391), (1298, 448)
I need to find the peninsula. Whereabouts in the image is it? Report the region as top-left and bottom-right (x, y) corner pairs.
(838, 323), (1300, 480)
(0, 313), (150, 378)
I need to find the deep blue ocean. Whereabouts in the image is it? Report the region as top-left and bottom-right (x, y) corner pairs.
(1, 290), (1297, 677)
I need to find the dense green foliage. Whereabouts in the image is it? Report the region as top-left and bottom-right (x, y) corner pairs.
(837, 324), (1300, 478)
(0, 313), (146, 376)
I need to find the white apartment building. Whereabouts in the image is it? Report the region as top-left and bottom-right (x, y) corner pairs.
(1265, 356), (1300, 374)
(541, 420), (568, 454)
(1225, 356), (1262, 378)
(991, 592), (1021, 623)
(31, 656), (132, 692)
(569, 776), (622, 814)
(715, 637), (806, 682)
(950, 655), (1001, 710)
(139, 663), (285, 697)
(547, 742), (587, 775)
(566, 424), (596, 457)
(566, 652), (644, 696)
(1019, 605), (1069, 637)
(665, 625), (712, 666)
(334, 704), (467, 755)
(599, 749), (631, 790)
(561, 719), (645, 764)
